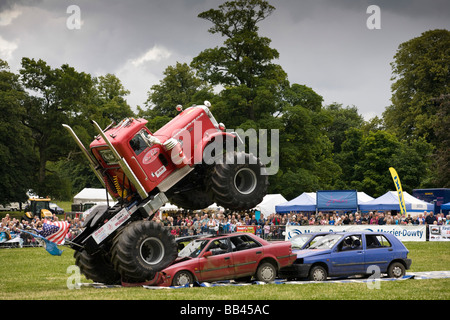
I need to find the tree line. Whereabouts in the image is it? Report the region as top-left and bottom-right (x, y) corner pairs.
(0, 0), (448, 205)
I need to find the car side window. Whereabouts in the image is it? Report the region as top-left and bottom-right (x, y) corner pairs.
(230, 235), (261, 252)
(206, 239), (230, 256)
(338, 235), (362, 251)
(366, 235), (392, 249)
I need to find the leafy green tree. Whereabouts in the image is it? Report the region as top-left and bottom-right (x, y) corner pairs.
(430, 94), (450, 187)
(338, 129), (433, 197)
(323, 103), (364, 153)
(334, 128), (364, 189)
(144, 62), (213, 117)
(269, 88), (342, 199)
(384, 29), (450, 144)
(0, 60), (35, 204)
(95, 73), (134, 124)
(19, 58), (96, 197)
(192, 0), (288, 123)
(139, 62), (214, 131)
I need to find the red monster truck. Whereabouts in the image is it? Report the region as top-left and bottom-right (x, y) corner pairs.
(63, 101), (268, 284)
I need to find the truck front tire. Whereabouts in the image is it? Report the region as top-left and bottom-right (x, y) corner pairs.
(74, 250), (121, 285)
(111, 220), (177, 283)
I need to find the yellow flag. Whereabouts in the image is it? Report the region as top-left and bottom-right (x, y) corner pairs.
(389, 167), (407, 216)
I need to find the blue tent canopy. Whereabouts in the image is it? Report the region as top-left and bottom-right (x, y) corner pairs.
(275, 192), (316, 213)
(441, 202), (450, 210)
(359, 191), (434, 212)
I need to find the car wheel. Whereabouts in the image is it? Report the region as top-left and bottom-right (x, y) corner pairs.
(256, 262), (276, 282)
(173, 271), (194, 286)
(388, 262), (406, 278)
(309, 265), (327, 281)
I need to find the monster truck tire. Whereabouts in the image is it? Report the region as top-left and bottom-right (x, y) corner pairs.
(207, 151), (268, 210)
(111, 220), (177, 283)
(74, 250), (121, 285)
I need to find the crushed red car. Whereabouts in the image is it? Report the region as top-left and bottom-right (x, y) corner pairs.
(150, 233), (296, 287)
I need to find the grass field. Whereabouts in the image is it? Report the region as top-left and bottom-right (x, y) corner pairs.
(0, 241), (449, 300)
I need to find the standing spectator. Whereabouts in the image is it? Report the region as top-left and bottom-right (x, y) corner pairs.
(263, 221), (270, 239)
(300, 216), (308, 226)
(319, 214), (328, 225)
(342, 214), (350, 225)
(207, 214), (218, 235)
(378, 212), (386, 225)
(255, 225), (262, 238)
(425, 211), (437, 225)
(271, 214), (281, 226)
(369, 212), (378, 225)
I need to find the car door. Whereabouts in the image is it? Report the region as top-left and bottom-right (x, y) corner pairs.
(329, 234), (365, 276)
(364, 234), (394, 273)
(230, 235), (263, 277)
(197, 238), (234, 282)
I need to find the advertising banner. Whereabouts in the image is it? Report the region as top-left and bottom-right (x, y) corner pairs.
(389, 167), (407, 216)
(316, 190), (358, 211)
(428, 225), (450, 241)
(285, 225), (426, 242)
(236, 226), (256, 234)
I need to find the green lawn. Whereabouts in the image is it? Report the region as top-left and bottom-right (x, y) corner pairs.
(0, 242), (449, 300)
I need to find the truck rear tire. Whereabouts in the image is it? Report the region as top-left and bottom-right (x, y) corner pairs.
(208, 151), (268, 210)
(74, 250), (121, 285)
(111, 220), (177, 283)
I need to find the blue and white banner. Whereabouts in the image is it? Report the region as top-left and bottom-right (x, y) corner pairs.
(285, 225), (426, 242)
(316, 190), (358, 211)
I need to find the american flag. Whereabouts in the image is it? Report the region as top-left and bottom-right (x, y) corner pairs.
(38, 220), (69, 245)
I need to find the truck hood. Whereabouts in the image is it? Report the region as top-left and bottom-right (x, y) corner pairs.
(293, 249), (331, 259)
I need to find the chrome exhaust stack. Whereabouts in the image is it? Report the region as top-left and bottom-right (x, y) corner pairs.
(62, 124), (108, 191)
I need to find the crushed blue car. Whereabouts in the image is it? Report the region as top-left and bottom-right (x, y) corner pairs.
(279, 231), (412, 281)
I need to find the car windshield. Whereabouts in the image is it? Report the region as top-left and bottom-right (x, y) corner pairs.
(178, 239), (210, 258)
(309, 234), (343, 249)
(289, 234), (314, 249)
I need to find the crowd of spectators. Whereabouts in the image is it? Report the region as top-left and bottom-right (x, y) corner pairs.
(0, 213), (84, 247)
(155, 209), (450, 239)
(1, 209), (449, 247)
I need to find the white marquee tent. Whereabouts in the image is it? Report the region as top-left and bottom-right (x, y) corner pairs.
(73, 188), (115, 204)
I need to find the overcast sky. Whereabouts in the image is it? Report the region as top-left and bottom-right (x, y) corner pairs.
(0, 0), (449, 120)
